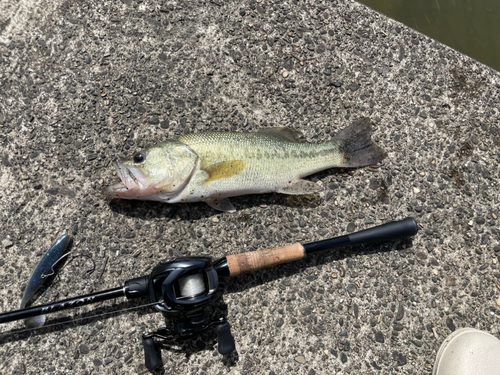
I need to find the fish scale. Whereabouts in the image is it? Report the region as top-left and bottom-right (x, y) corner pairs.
(176, 132), (343, 194)
(103, 118), (386, 212)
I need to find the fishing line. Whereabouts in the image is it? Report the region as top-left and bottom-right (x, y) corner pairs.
(0, 300), (161, 338)
(178, 272), (206, 297)
(41, 250), (96, 279)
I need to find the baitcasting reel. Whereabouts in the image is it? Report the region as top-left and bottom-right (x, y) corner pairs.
(0, 218), (418, 373)
(137, 257), (235, 371)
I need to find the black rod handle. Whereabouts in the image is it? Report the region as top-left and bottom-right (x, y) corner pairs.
(348, 217), (418, 246)
(303, 217), (418, 255)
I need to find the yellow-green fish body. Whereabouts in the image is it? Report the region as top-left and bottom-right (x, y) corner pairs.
(103, 118), (385, 212)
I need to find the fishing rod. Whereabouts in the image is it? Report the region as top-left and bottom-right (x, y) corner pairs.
(0, 217), (418, 372)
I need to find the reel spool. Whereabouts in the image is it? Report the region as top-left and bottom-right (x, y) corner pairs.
(147, 257), (220, 317)
(178, 272), (206, 297)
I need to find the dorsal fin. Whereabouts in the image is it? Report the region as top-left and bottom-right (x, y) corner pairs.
(256, 127), (306, 143)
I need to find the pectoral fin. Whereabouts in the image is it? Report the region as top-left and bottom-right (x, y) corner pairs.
(203, 161), (245, 182)
(277, 180), (323, 195)
(205, 197), (236, 212)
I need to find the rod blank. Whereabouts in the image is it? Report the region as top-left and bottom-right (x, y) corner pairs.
(0, 287), (125, 325)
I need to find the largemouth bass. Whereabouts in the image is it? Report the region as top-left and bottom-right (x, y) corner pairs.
(102, 118), (386, 212)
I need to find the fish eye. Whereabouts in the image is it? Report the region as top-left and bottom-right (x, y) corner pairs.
(133, 152), (145, 163)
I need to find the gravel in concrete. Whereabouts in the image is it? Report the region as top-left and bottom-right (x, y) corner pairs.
(0, 0), (499, 374)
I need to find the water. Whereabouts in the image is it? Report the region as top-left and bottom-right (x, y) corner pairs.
(357, 0), (500, 72)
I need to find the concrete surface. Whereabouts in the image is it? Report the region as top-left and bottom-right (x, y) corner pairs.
(0, 0), (499, 374)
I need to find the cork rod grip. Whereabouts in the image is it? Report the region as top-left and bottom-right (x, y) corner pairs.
(226, 243), (305, 277)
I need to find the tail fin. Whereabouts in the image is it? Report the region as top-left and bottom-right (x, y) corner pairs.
(333, 118), (386, 168)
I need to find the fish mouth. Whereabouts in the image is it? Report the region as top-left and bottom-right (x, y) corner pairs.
(102, 162), (146, 198)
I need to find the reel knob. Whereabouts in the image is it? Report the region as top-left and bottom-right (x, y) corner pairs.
(142, 336), (162, 373)
(215, 321), (236, 355)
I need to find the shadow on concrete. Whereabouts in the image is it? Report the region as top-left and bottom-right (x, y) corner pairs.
(101, 167), (366, 221)
(105, 191), (324, 221)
